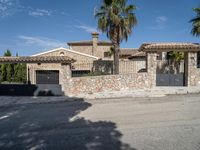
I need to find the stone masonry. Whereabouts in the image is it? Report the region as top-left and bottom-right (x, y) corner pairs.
(66, 73), (151, 95)
(63, 52), (155, 95)
(186, 52), (200, 86)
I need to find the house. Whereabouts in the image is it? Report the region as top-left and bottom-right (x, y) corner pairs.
(28, 33), (145, 84)
(0, 42), (200, 96)
(67, 32), (113, 58)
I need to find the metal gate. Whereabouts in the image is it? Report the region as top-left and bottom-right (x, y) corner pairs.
(36, 70), (59, 84)
(156, 73), (184, 86)
(156, 60), (185, 86)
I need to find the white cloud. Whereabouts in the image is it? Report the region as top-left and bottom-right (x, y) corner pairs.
(0, 1), (67, 18)
(75, 25), (97, 33)
(156, 16), (168, 23)
(149, 16), (168, 30)
(18, 35), (65, 48)
(29, 9), (51, 17)
(0, 0), (16, 17)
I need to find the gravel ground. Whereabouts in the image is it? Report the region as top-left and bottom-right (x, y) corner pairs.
(0, 94), (200, 150)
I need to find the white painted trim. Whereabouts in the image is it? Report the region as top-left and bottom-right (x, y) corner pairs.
(32, 47), (99, 59)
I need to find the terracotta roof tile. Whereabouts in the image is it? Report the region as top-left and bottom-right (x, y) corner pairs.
(119, 48), (139, 55)
(139, 42), (200, 51)
(0, 56), (75, 63)
(68, 40), (112, 46)
(128, 52), (146, 59)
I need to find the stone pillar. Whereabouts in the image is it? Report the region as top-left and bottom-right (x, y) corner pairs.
(92, 32), (99, 56)
(185, 52), (198, 86)
(60, 64), (71, 96)
(146, 52), (157, 87)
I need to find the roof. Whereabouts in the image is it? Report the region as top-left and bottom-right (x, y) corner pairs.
(67, 40), (112, 46)
(32, 47), (99, 60)
(128, 52), (146, 59)
(0, 56), (75, 64)
(119, 48), (140, 56)
(139, 42), (200, 52)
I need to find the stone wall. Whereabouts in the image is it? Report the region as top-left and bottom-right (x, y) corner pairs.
(63, 52), (156, 96)
(146, 52), (157, 87)
(186, 52), (200, 86)
(65, 73), (152, 95)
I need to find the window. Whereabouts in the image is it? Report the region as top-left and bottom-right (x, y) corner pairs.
(197, 52), (200, 68)
(104, 52), (111, 58)
(60, 52), (65, 56)
(156, 52), (162, 60)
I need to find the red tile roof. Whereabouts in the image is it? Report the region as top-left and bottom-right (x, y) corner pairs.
(68, 40), (112, 46)
(0, 56), (75, 63)
(119, 48), (139, 55)
(139, 43), (200, 51)
(128, 52), (146, 59)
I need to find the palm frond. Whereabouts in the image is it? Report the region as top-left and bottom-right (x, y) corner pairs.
(191, 7), (200, 37)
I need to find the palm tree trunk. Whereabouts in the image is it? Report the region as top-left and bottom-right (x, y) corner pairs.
(112, 30), (120, 74)
(113, 43), (120, 74)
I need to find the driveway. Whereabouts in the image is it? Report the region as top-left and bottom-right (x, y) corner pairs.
(0, 94), (200, 150)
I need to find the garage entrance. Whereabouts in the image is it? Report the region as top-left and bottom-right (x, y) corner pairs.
(36, 70), (59, 84)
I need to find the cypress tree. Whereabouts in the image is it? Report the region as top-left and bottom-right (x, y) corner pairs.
(7, 64), (12, 82)
(1, 64), (7, 82)
(0, 50), (27, 83)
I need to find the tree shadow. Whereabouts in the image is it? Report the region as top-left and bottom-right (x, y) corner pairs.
(0, 84), (63, 96)
(0, 99), (136, 150)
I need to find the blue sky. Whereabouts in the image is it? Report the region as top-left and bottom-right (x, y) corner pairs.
(0, 0), (199, 56)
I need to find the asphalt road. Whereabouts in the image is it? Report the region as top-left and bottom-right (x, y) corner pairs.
(0, 94), (200, 150)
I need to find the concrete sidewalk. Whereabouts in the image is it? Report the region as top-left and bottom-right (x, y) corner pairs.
(73, 86), (200, 99)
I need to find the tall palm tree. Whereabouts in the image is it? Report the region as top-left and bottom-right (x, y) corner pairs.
(190, 8), (200, 37)
(95, 0), (137, 74)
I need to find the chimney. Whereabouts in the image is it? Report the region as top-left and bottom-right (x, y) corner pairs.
(92, 32), (99, 56)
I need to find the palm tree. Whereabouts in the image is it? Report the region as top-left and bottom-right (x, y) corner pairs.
(168, 51), (184, 74)
(190, 8), (200, 37)
(95, 0), (137, 74)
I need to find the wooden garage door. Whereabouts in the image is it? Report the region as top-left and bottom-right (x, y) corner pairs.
(36, 70), (59, 84)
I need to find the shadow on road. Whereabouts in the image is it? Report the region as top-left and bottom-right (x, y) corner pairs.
(0, 98), (136, 150)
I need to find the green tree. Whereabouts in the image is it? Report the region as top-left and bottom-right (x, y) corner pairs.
(20, 64), (27, 83)
(190, 8), (200, 37)
(0, 50), (12, 82)
(168, 51), (184, 74)
(95, 0), (137, 74)
(4, 50), (13, 82)
(1, 64), (7, 82)
(13, 63), (26, 83)
(6, 64), (13, 82)
(4, 50), (12, 56)
(13, 63), (20, 82)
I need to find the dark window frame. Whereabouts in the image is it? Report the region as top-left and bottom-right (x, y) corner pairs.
(104, 52), (111, 58)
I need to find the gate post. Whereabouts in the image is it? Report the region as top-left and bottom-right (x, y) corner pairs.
(60, 63), (72, 96)
(146, 52), (157, 87)
(185, 52), (200, 86)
